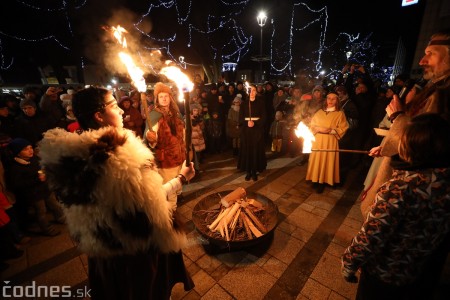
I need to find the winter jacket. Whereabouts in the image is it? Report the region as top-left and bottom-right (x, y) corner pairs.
(343, 158), (450, 286)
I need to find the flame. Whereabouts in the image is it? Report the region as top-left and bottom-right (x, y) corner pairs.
(244, 81), (251, 94)
(295, 122), (315, 153)
(112, 25), (127, 48)
(110, 25), (146, 92)
(160, 65), (194, 102)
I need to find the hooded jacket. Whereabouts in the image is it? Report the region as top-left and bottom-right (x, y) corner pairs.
(38, 127), (187, 257)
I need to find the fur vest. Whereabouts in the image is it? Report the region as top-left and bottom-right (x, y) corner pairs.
(38, 127), (187, 257)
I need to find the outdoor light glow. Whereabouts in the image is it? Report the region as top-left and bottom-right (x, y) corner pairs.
(0, 0), (396, 84)
(257, 11), (267, 27)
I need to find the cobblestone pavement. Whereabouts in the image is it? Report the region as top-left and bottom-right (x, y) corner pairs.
(1, 149), (449, 299)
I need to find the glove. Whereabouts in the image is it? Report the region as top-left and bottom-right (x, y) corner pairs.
(344, 274), (358, 283)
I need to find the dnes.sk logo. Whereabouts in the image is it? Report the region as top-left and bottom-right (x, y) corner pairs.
(2, 281), (91, 298)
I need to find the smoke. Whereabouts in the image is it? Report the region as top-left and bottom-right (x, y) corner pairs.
(104, 8), (167, 76)
(79, 6), (166, 78)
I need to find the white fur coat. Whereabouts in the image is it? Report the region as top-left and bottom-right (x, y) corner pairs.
(38, 127), (187, 257)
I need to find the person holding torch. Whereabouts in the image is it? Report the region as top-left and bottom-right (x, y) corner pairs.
(145, 82), (188, 204)
(38, 86), (195, 299)
(305, 91), (349, 193)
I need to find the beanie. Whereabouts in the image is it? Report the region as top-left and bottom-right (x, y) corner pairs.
(19, 98), (37, 109)
(153, 82), (172, 98)
(190, 103), (202, 112)
(8, 138), (32, 157)
(312, 85), (325, 94)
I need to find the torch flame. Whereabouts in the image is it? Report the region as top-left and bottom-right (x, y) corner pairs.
(110, 25), (146, 92)
(112, 25), (127, 48)
(295, 122), (315, 153)
(160, 65), (194, 102)
(244, 81), (251, 94)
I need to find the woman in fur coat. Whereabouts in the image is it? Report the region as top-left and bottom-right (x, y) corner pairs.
(38, 86), (195, 300)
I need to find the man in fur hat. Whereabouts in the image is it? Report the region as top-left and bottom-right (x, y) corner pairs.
(145, 82), (186, 203)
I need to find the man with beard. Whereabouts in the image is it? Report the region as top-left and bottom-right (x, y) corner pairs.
(361, 28), (450, 217)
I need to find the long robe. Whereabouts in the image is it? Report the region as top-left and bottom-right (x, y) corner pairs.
(237, 95), (267, 174)
(306, 109), (348, 185)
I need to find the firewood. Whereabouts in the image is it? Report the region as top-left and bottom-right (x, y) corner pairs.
(242, 213), (262, 238)
(218, 222), (225, 237)
(241, 211), (253, 239)
(247, 198), (263, 209)
(220, 187), (246, 207)
(244, 207), (266, 233)
(223, 202), (240, 225)
(208, 206), (231, 231)
(225, 223), (230, 241)
(229, 207), (241, 232)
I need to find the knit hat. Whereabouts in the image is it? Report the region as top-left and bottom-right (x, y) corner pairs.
(19, 98), (37, 109)
(190, 103), (202, 112)
(153, 82), (172, 98)
(233, 96), (242, 104)
(8, 138), (32, 157)
(312, 85), (325, 94)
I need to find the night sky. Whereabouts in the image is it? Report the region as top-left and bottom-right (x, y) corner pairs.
(0, 0), (426, 85)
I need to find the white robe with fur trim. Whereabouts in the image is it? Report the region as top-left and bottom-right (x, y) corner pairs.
(38, 127), (187, 257)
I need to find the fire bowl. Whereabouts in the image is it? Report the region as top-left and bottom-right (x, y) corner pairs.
(192, 190), (279, 252)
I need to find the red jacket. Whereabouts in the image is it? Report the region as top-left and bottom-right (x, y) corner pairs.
(0, 192), (11, 226)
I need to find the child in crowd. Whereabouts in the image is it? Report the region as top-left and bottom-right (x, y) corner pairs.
(190, 103), (206, 172)
(270, 111), (286, 154)
(6, 138), (64, 236)
(227, 95), (242, 156)
(119, 96), (144, 137)
(205, 111), (223, 154)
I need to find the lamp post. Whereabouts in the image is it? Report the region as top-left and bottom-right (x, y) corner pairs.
(257, 11), (267, 83)
(346, 51), (352, 62)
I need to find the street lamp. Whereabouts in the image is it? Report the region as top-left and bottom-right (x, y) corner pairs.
(257, 11), (267, 83)
(346, 51), (352, 62)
